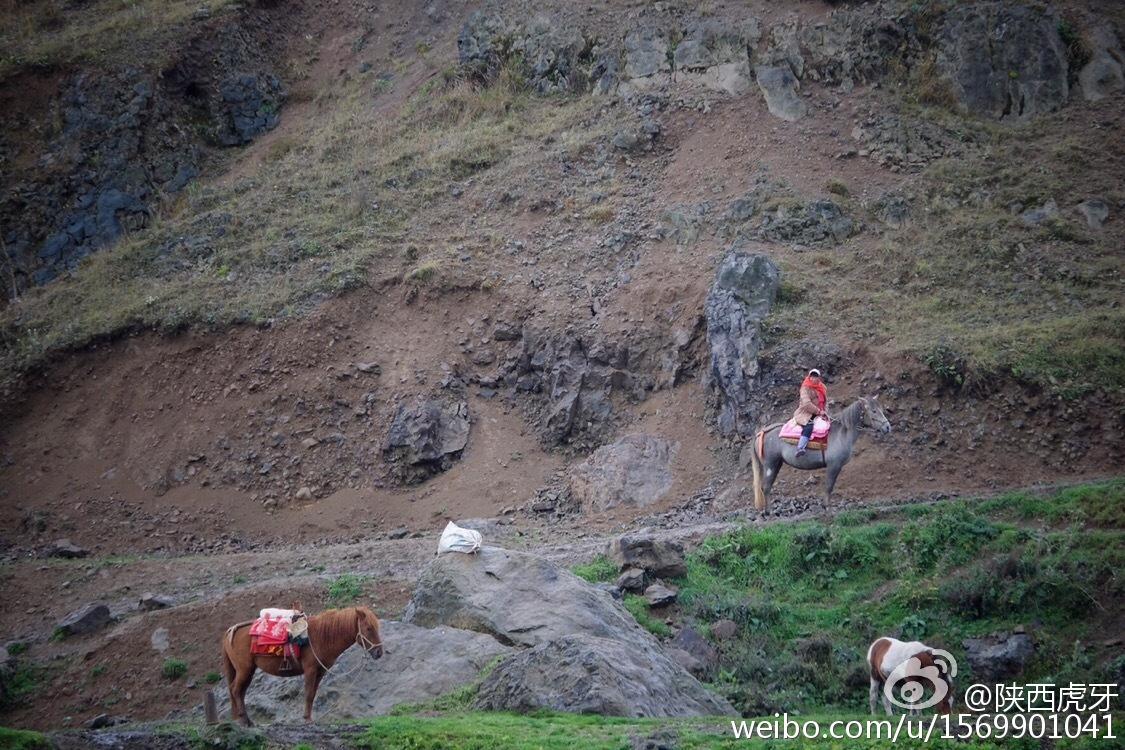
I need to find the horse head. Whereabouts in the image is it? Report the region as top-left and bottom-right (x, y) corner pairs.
(355, 607), (384, 659)
(862, 396), (892, 434)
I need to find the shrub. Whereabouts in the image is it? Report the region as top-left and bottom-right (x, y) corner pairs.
(622, 594), (671, 638)
(572, 556), (617, 583)
(326, 573), (366, 606)
(162, 659), (188, 680)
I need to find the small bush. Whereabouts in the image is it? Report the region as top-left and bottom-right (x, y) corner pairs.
(825, 178), (850, 197)
(204, 671), (222, 684)
(404, 261), (439, 283)
(923, 343), (965, 388)
(326, 573), (366, 606)
(162, 658), (188, 680)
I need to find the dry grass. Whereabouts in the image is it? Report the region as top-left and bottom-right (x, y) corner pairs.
(0, 62), (600, 387)
(773, 115), (1125, 397)
(0, 0), (242, 79)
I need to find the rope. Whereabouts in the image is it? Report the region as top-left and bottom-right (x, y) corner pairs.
(302, 628), (383, 719)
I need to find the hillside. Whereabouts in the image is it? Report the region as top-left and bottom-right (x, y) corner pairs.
(0, 0), (1123, 742)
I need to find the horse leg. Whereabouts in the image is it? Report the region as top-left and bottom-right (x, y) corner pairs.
(232, 662), (257, 727)
(881, 686), (895, 716)
(763, 454), (783, 496)
(869, 677), (881, 716)
(303, 666), (325, 722)
(825, 461), (843, 503)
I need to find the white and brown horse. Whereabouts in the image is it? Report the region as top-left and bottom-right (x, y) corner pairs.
(221, 606), (384, 725)
(867, 636), (956, 715)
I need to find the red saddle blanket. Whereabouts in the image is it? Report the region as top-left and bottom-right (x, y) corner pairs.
(249, 615), (290, 644)
(250, 637), (300, 660)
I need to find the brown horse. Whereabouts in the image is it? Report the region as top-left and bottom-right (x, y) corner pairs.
(220, 606), (384, 725)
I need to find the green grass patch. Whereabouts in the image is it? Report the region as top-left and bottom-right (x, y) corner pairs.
(623, 594), (672, 638)
(671, 481), (1124, 716)
(571, 555), (617, 584)
(0, 727), (48, 750)
(326, 573), (366, 606)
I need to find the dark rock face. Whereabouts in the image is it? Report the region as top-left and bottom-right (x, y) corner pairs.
(498, 324), (701, 450)
(1, 11), (285, 293)
(458, 12), (594, 93)
(216, 73), (284, 146)
(936, 3), (1069, 121)
(757, 199), (854, 245)
(57, 603), (112, 637)
(705, 251), (780, 436)
(671, 627), (719, 679)
(473, 633), (737, 717)
(382, 399), (470, 484)
(963, 632), (1035, 682)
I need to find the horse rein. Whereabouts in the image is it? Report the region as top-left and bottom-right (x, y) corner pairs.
(356, 630), (383, 658)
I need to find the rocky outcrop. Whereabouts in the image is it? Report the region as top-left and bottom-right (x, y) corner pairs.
(568, 434), (677, 512)
(757, 199), (854, 245)
(1078, 28), (1125, 102)
(1, 8), (286, 291)
(382, 398), (470, 484)
(935, 3), (1069, 121)
(705, 251), (781, 436)
(404, 546), (647, 647)
(239, 621), (513, 721)
(472, 633), (736, 717)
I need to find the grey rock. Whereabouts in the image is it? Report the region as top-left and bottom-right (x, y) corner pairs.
(404, 546), (648, 647)
(936, 3), (1068, 120)
(705, 251), (780, 435)
(1019, 199), (1059, 227)
(1076, 198), (1109, 229)
(674, 40), (715, 72)
(671, 627), (719, 678)
(1079, 27), (1124, 102)
(625, 28), (670, 79)
(50, 539), (88, 558)
(758, 199), (854, 245)
(150, 627), (170, 653)
(57, 603), (111, 637)
(664, 203), (708, 245)
(568, 434), (677, 513)
(643, 582), (678, 607)
(240, 621), (513, 721)
(383, 398), (470, 483)
(963, 632), (1034, 682)
(873, 191), (911, 229)
(473, 633), (737, 717)
(755, 65), (806, 121)
(616, 568), (646, 593)
(513, 15), (589, 94)
(139, 593), (174, 611)
(217, 73), (284, 146)
(606, 535), (687, 579)
(668, 647), (706, 680)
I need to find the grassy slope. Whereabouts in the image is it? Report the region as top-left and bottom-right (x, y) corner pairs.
(0, 65), (601, 386)
(0, 0), (242, 79)
(579, 481), (1124, 716)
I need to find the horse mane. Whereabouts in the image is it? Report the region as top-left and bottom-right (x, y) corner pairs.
(309, 607), (361, 646)
(838, 398), (866, 430)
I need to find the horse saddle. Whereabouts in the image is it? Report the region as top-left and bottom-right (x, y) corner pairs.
(779, 417), (830, 449)
(249, 608), (307, 658)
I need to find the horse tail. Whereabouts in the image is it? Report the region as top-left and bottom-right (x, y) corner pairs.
(220, 637), (236, 686)
(751, 429), (767, 511)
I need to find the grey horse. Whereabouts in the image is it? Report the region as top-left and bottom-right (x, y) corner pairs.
(749, 396), (892, 510)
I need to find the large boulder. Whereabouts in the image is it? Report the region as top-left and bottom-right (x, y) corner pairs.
(606, 535), (687, 579)
(624, 28), (670, 80)
(383, 398), (470, 484)
(757, 199), (854, 245)
(473, 634), (737, 717)
(755, 65), (806, 121)
(568, 434), (677, 512)
(935, 3), (1069, 120)
(963, 632), (1034, 682)
(57, 603), (112, 637)
(403, 546), (647, 647)
(705, 251), (781, 436)
(239, 621), (513, 721)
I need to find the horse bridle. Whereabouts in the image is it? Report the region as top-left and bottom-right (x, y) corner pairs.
(356, 630), (383, 658)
